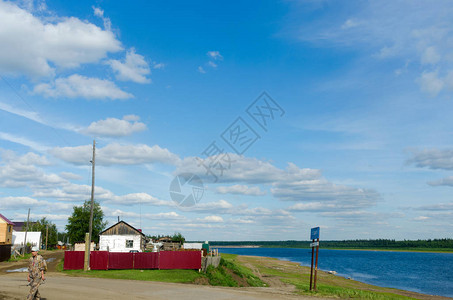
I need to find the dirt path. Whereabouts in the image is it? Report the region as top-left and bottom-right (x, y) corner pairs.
(0, 250), (64, 273)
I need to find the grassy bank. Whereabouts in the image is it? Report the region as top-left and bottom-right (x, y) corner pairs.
(60, 255), (266, 287)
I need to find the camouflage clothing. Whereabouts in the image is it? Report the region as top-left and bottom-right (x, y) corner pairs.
(27, 254), (47, 300)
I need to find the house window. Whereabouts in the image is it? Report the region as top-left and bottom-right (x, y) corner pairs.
(8, 226), (11, 232)
(125, 240), (133, 248)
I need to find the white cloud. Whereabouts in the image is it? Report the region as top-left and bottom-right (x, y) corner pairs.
(408, 149), (453, 170)
(0, 101), (45, 125)
(33, 74), (133, 100)
(207, 51), (223, 60)
(413, 216), (430, 221)
(50, 143), (180, 166)
(153, 63), (165, 69)
(0, 150), (63, 188)
(177, 155), (320, 184)
(198, 215), (224, 223)
(216, 184), (266, 196)
(294, 2), (453, 97)
(177, 154), (379, 214)
(208, 61), (217, 68)
(107, 48), (151, 84)
(415, 202), (453, 211)
(341, 19), (359, 30)
(427, 176), (453, 187)
(0, 132), (49, 152)
(418, 71), (444, 97)
(197, 66), (206, 74)
(0, 1), (122, 78)
(59, 172), (83, 181)
(93, 6), (111, 31)
(421, 46), (441, 65)
(82, 115), (147, 137)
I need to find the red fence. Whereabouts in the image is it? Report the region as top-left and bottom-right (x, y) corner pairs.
(160, 251), (202, 269)
(63, 251), (201, 270)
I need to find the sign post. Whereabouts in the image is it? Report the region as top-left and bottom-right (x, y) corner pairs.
(309, 227), (320, 291)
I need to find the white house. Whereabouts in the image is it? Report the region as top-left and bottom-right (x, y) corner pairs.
(12, 231), (42, 250)
(99, 221), (146, 252)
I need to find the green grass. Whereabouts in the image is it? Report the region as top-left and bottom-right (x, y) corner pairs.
(60, 254), (266, 288)
(285, 279), (417, 299)
(219, 254), (267, 287)
(7, 253), (32, 262)
(63, 268), (203, 283)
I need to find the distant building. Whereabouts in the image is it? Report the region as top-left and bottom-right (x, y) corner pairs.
(74, 242), (95, 251)
(0, 213), (14, 245)
(99, 221), (146, 252)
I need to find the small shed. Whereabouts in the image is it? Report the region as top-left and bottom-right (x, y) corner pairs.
(99, 221), (146, 252)
(0, 213), (14, 245)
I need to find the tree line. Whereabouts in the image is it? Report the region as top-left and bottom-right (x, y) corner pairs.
(207, 239), (453, 249)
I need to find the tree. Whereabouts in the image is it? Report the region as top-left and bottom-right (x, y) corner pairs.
(27, 218), (58, 248)
(65, 200), (107, 244)
(172, 232), (185, 243)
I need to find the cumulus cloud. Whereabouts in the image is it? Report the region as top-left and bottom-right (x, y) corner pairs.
(33, 74), (133, 100)
(216, 184), (266, 196)
(408, 149), (453, 170)
(107, 48), (151, 84)
(0, 1), (122, 78)
(177, 153), (379, 213)
(50, 143), (180, 166)
(82, 115), (147, 137)
(0, 150), (64, 188)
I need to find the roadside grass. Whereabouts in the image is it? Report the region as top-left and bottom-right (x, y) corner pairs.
(63, 268), (203, 283)
(7, 253), (32, 262)
(60, 253), (266, 288)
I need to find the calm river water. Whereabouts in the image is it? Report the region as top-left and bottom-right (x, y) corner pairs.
(217, 247), (453, 298)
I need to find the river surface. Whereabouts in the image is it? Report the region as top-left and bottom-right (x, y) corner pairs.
(217, 247), (453, 298)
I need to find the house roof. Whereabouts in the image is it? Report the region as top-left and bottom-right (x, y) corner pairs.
(100, 220), (145, 237)
(12, 221), (37, 231)
(0, 213), (15, 225)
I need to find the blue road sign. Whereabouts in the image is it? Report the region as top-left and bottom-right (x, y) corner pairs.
(310, 227), (320, 240)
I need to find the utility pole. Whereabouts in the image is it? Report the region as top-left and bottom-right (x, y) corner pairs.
(84, 140), (96, 271)
(45, 224), (48, 250)
(22, 208), (30, 255)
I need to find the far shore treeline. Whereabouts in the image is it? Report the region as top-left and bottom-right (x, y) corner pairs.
(199, 239), (453, 251)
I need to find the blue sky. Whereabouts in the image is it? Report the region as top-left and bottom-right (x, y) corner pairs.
(1, 0), (453, 241)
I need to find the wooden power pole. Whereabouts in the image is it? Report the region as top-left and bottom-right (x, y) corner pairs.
(84, 140), (96, 271)
(22, 208), (30, 255)
(45, 224), (48, 250)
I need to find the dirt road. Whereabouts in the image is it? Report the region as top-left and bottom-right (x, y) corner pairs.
(0, 272), (325, 300)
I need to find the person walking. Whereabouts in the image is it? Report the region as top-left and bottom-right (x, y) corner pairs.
(27, 246), (47, 300)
